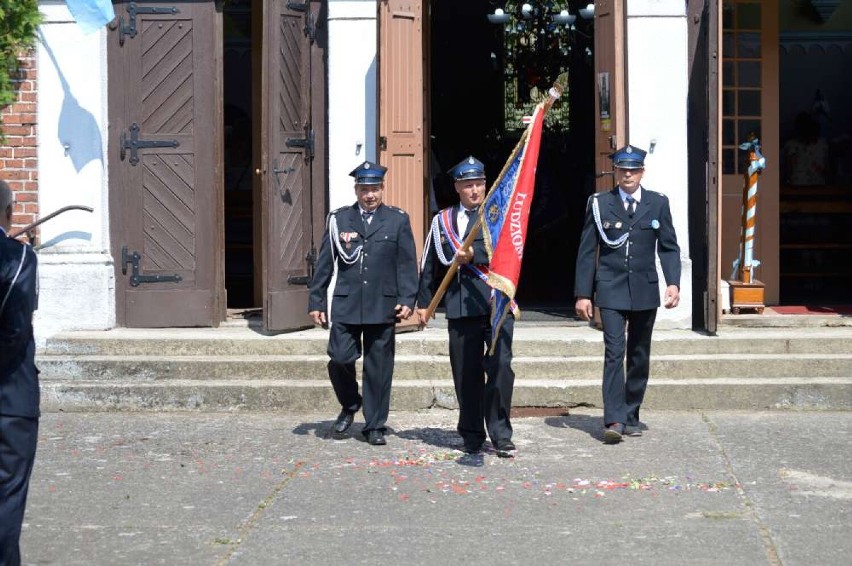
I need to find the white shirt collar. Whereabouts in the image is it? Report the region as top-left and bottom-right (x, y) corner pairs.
(618, 186), (642, 203)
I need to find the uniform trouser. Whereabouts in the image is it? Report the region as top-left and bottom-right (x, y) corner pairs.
(447, 315), (515, 447)
(600, 307), (657, 426)
(327, 322), (396, 435)
(0, 415), (39, 566)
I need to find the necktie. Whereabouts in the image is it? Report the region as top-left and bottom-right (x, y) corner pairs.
(463, 208), (477, 237)
(625, 196), (635, 217)
(362, 210), (373, 225)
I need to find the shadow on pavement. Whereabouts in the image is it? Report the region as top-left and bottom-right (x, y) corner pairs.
(544, 413), (606, 442)
(292, 420), (335, 439)
(394, 426), (461, 451)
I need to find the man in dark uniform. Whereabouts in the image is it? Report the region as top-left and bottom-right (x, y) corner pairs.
(0, 180), (40, 565)
(416, 156), (517, 457)
(574, 145), (681, 444)
(309, 161), (418, 446)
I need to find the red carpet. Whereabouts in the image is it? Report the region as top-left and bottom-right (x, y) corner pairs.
(770, 305), (852, 315)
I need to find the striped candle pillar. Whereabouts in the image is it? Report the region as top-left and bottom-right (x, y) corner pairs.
(735, 137), (766, 284)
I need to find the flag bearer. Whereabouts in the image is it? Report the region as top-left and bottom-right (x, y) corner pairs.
(417, 156), (517, 457)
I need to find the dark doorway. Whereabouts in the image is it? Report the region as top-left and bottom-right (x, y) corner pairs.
(223, 0), (255, 308)
(778, 3), (852, 305)
(429, 1), (596, 310)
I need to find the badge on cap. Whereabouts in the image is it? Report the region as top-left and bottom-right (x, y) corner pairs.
(651, 219), (660, 229)
(615, 221), (623, 229)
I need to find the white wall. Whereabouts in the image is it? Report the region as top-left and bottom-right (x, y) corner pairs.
(35, 1), (114, 341)
(327, 0), (378, 210)
(627, 0), (692, 328)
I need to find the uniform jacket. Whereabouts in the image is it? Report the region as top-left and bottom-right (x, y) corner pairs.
(0, 232), (39, 418)
(309, 203), (418, 325)
(575, 187), (680, 311)
(417, 205), (491, 319)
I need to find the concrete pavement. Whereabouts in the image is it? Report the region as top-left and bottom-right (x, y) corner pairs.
(21, 409), (851, 565)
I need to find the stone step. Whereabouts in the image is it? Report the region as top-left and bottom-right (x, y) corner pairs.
(40, 327), (852, 357)
(39, 377), (852, 412)
(37, 326), (852, 412)
(35, 352), (852, 381)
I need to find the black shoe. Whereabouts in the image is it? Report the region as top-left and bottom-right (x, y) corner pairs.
(367, 430), (387, 446)
(624, 425), (643, 437)
(604, 423), (624, 444)
(332, 409), (355, 436)
(494, 439), (516, 458)
(463, 441), (485, 455)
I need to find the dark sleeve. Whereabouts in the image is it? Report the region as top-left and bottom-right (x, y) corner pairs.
(574, 196), (598, 300)
(396, 214), (419, 309)
(656, 196), (681, 287)
(0, 245), (37, 374)
(308, 216), (334, 313)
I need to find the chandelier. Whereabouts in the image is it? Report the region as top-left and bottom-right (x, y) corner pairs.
(488, 2), (595, 27)
(488, 2), (595, 133)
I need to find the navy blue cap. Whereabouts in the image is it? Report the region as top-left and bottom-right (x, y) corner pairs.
(349, 161), (388, 185)
(609, 145), (647, 170)
(448, 156), (486, 181)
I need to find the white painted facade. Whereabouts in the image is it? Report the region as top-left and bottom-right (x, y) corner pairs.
(35, 1), (114, 343)
(29, 0), (693, 338)
(327, 0), (379, 210)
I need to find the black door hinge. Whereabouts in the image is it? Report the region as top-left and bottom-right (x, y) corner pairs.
(287, 246), (317, 286)
(285, 127), (315, 160)
(122, 247), (182, 287)
(120, 123), (180, 166)
(119, 3), (179, 46)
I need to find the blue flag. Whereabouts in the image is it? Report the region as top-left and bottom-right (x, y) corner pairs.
(66, 0), (116, 35)
(481, 102), (546, 353)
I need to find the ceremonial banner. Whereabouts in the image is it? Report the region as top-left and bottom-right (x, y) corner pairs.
(482, 102), (546, 352)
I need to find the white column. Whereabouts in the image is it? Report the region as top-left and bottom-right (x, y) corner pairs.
(35, 1), (115, 342)
(327, 0), (378, 210)
(626, 0), (692, 328)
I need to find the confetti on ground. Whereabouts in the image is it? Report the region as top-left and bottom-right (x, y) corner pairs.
(317, 448), (733, 501)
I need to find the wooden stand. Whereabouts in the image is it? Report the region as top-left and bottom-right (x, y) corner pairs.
(727, 279), (765, 314)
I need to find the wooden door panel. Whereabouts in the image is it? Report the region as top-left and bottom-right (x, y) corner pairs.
(593, 0), (626, 192)
(378, 0), (424, 332)
(109, 0), (223, 327)
(262, 1), (316, 331)
(378, 0), (425, 259)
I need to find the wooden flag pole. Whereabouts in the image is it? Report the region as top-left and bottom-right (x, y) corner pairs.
(420, 83), (563, 322)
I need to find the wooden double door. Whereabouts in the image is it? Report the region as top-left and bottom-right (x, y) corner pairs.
(108, 0), (325, 330)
